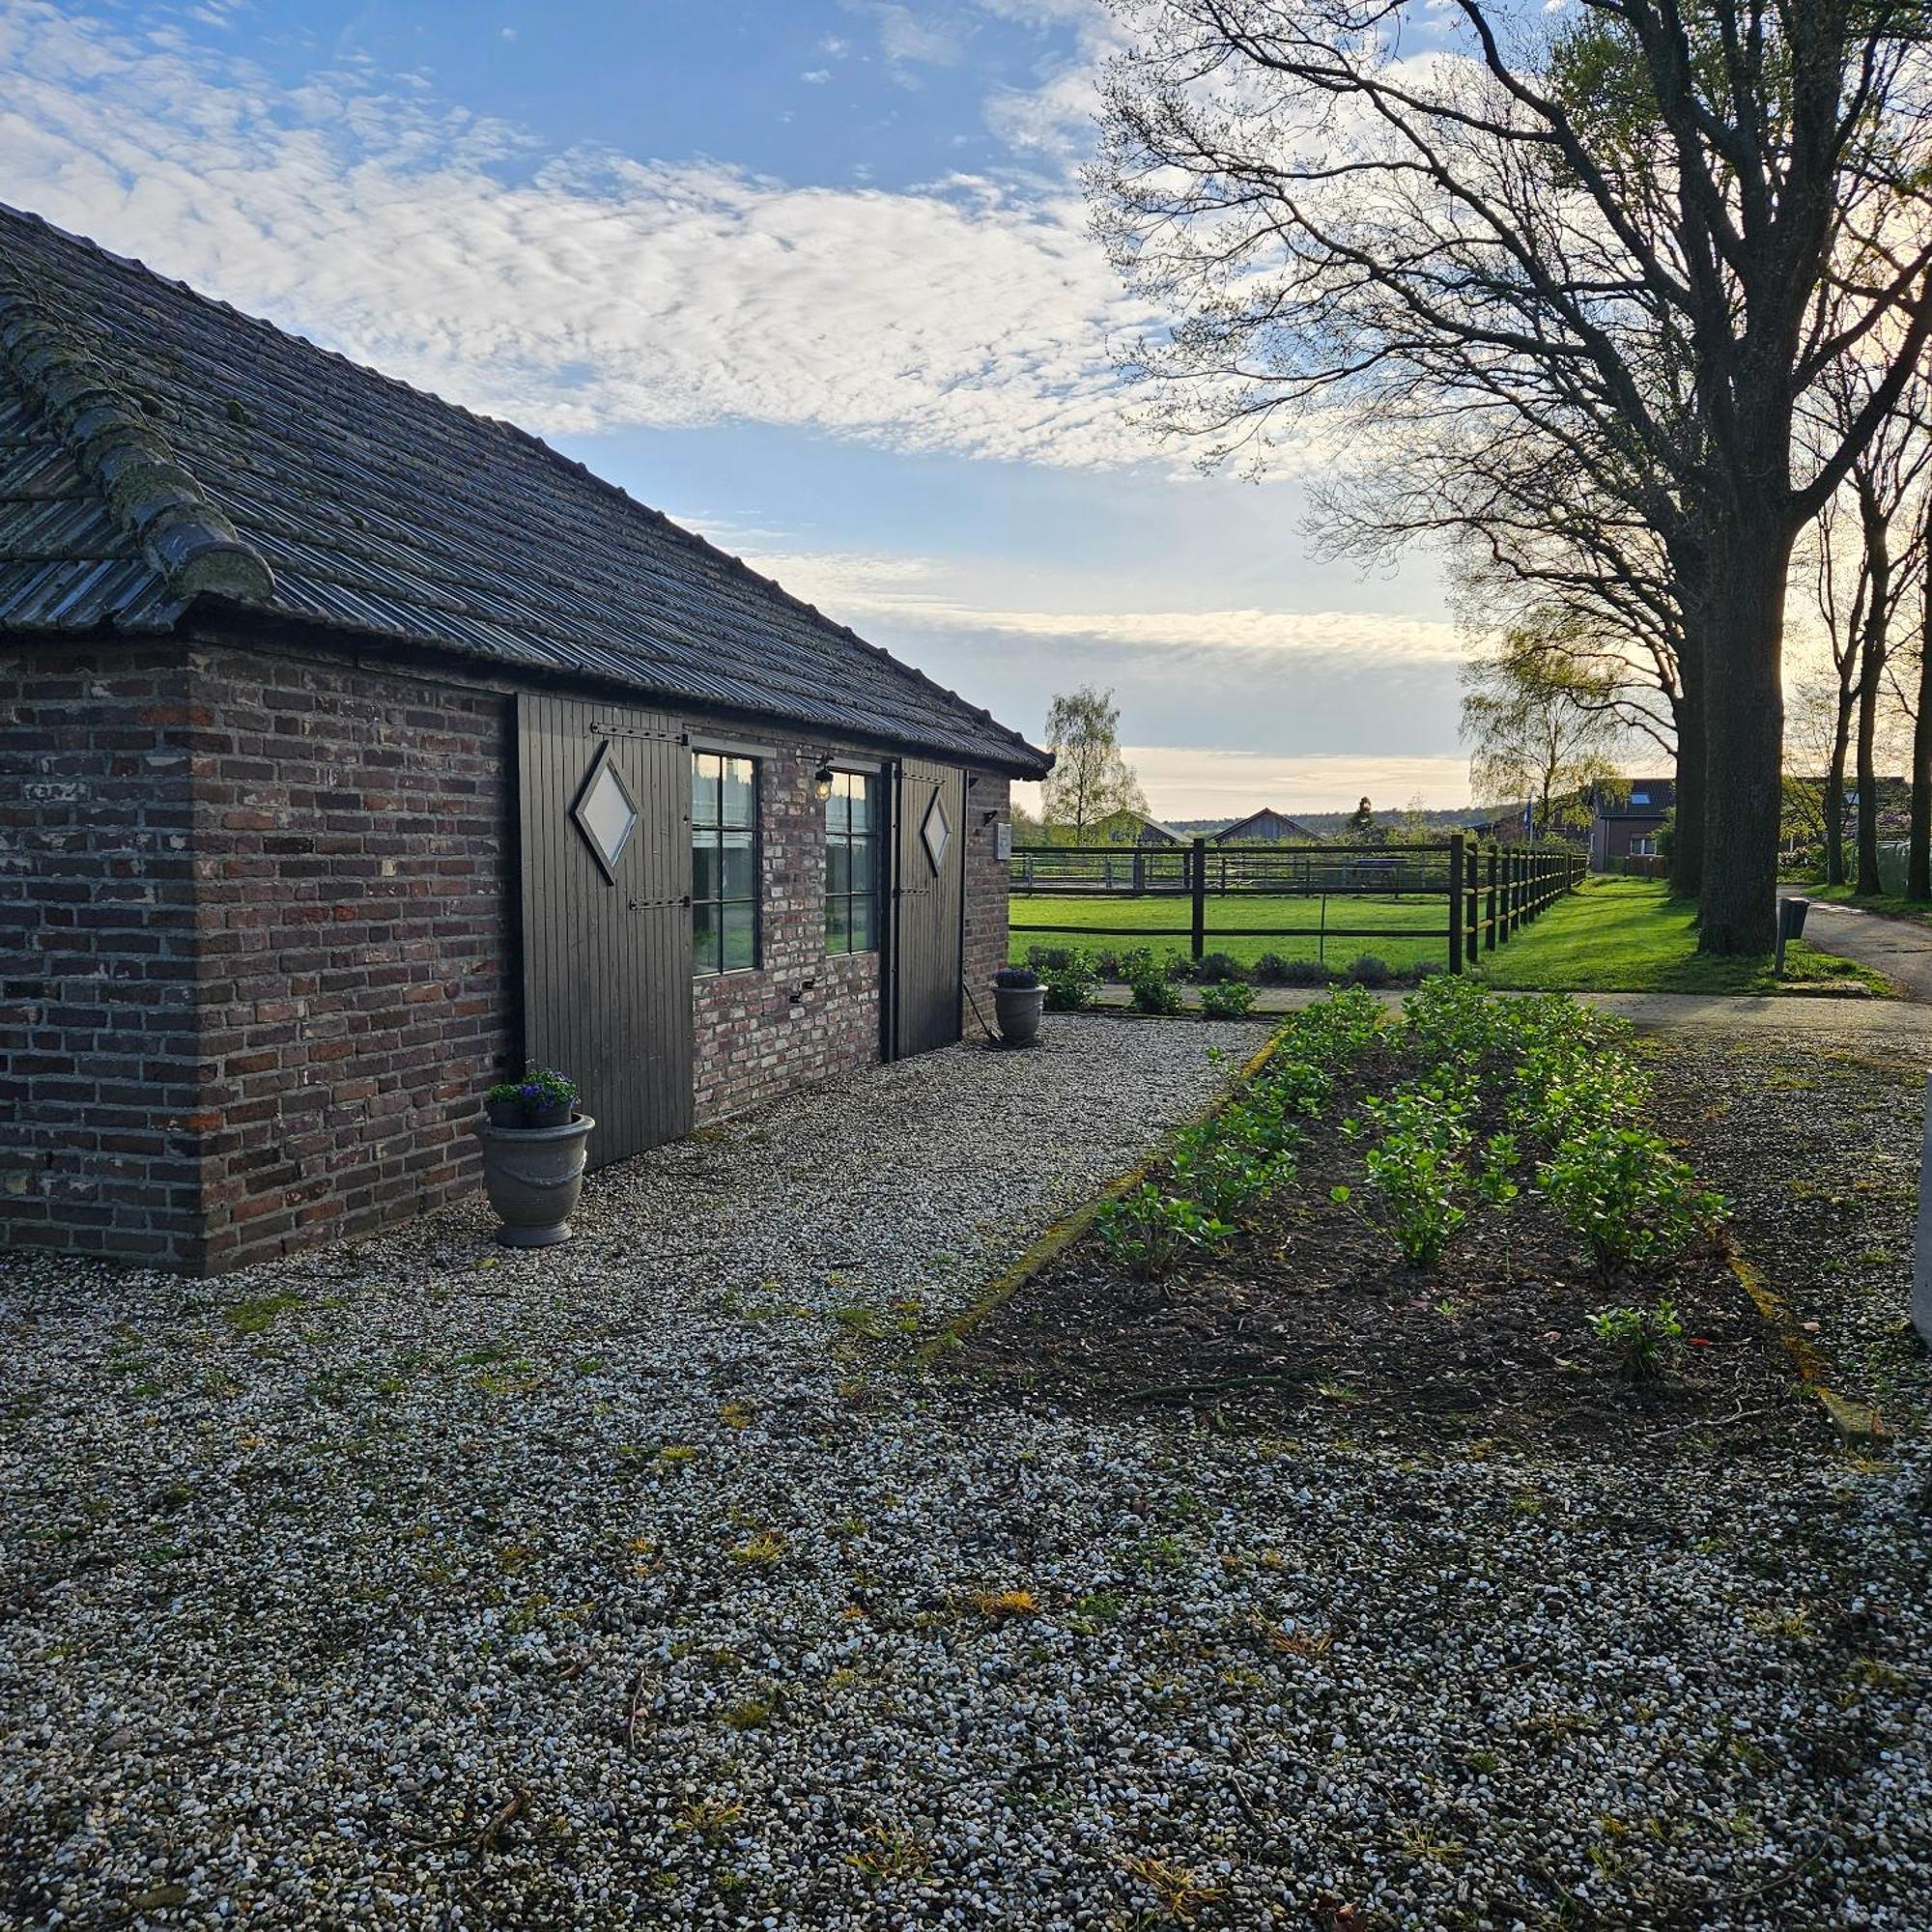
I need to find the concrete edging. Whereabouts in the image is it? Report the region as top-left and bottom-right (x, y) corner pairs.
(1728, 1251), (1890, 1445)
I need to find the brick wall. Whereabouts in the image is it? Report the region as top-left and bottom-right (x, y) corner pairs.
(2, 632), (1019, 1270)
(184, 644), (516, 1271)
(0, 642), (204, 1264)
(693, 746), (882, 1122)
(961, 771), (1012, 1026)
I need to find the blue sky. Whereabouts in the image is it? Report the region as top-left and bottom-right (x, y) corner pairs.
(0, 0), (1467, 815)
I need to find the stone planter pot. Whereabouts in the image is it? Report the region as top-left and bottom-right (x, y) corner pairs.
(473, 1113), (595, 1248)
(992, 982), (1046, 1047)
(485, 1094), (525, 1128)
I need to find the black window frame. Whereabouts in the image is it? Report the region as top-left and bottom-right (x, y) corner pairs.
(823, 768), (882, 957)
(691, 750), (761, 978)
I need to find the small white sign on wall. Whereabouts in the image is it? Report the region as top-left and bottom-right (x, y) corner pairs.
(995, 821), (1013, 863)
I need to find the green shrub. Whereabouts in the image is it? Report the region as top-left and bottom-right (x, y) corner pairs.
(1539, 1124), (1724, 1265)
(1350, 1086), (1473, 1265)
(1162, 952), (1195, 981)
(1129, 968), (1181, 1015)
(1199, 980), (1256, 1019)
(1025, 944), (1079, 975)
(1192, 952), (1247, 984)
(1096, 1183), (1231, 1278)
(1274, 958), (1337, 986)
(1251, 952), (1293, 984)
(1040, 959), (1096, 1012)
(1345, 954), (1393, 986)
(1587, 1299), (1685, 1381)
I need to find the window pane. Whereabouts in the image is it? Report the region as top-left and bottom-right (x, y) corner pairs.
(851, 831), (877, 891)
(826, 781), (850, 835)
(721, 757), (755, 828)
(692, 753), (720, 828)
(693, 900), (719, 977)
(692, 835), (720, 906)
(721, 829), (756, 901)
(722, 901), (757, 971)
(826, 894), (850, 954)
(827, 838), (851, 899)
(849, 776), (874, 833)
(850, 891), (874, 953)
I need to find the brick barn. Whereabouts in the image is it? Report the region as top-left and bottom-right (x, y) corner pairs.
(0, 207), (1050, 1275)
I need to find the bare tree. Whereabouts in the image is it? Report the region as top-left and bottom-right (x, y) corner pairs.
(1804, 367), (1931, 890)
(1092, 0), (1932, 952)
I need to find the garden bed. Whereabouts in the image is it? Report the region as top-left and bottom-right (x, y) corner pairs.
(953, 984), (1816, 1454)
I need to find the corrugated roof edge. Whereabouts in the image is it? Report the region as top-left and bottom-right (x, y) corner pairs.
(0, 227), (276, 607)
(0, 204), (1051, 779)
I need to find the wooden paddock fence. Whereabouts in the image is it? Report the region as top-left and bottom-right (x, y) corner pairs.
(1009, 835), (1585, 975)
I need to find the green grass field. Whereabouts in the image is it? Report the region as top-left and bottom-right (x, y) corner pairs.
(1009, 891), (1452, 974)
(1009, 877), (1892, 995)
(1473, 878), (1887, 994)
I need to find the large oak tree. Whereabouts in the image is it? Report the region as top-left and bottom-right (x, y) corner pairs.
(1092, 0), (1932, 951)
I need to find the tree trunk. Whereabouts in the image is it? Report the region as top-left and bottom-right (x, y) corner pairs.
(1854, 648), (1884, 895)
(1665, 538), (1706, 902)
(1854, 492), (1891, 898)
(1911, 566), (1932, 899)
(1669, 673), (1703, 900)
(1698, 513), (1793, 955)
(1823, 689), (1852, 886)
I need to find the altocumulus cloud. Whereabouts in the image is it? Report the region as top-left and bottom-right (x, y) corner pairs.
(0, 2), (1149, 466)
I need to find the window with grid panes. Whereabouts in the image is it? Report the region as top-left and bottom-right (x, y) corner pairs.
(823, 770), (880, 955)
(691, 752), (759, 976)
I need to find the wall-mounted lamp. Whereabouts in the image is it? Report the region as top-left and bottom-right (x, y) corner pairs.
(812, 762), (836, 801)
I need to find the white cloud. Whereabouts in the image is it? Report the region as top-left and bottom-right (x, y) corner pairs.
(801, 68), (832, 83)
(740, 547), (1465, 667)
(0, 1), (1151, 468)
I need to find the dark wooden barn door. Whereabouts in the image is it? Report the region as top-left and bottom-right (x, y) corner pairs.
(891, 759), (965, 1059)
(516, 694), (693, 1166)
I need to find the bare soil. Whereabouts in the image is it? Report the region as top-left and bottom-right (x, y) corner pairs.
(953, 1039), (1822, 1457)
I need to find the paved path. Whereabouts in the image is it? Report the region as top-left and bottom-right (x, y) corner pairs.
(1087, 980), (1932, 1051)
(1782, 888), (1932, 1002)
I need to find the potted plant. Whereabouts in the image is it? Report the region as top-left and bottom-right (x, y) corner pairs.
(473, 1067), (594, 1248)
(992, 963), (1047, 1046)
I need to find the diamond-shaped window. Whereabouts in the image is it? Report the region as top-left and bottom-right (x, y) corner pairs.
(922, 791), (952, 874)
(572, 745), (639, 880)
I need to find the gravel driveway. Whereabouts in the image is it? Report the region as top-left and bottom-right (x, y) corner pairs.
(4, 1013), (1929, 1930)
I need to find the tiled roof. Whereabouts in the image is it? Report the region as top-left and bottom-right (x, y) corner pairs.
(0, 204), (1049, 776)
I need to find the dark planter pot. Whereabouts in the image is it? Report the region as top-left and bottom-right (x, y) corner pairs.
(485, 1094), (525, 1128)
(993, 982), (1046, 1046)
(526, 1100), (575, 1128)
(473, 1114), (596, 1247)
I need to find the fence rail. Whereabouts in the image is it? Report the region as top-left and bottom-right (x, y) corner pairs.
(1009, 835), (1584, 976)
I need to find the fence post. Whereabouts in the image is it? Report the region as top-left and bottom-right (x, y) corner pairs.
(1190, 836), (1207, 962)
(1485, 846), (1498, 951)
(1466, 841), (1479, 961)
(1449, 833), (1465, 975)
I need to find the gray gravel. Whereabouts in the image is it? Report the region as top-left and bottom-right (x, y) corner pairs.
(3, 1012), (1929, 1929)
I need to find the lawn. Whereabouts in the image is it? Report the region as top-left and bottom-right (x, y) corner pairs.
(1009, 877), (1890, 993)
(1474, 877), (1889, 994)
(1009, 890), (1452, 974)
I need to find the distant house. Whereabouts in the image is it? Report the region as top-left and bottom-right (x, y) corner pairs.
(1087, 808), (1184, 846)
(1211, 808), (1323, 845)
(1590, 780), (1674, 870)
(1485, 804), (1535, 846)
